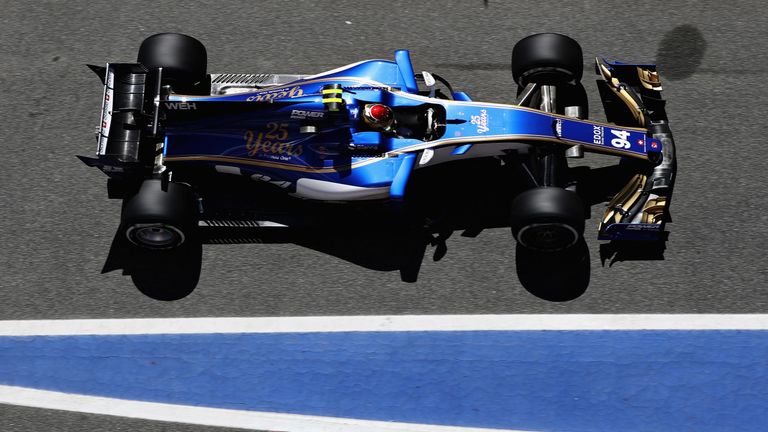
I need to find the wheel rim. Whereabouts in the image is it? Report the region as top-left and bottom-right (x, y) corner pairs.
(517, 223), (578, 252)
(126, 223), (185, 249)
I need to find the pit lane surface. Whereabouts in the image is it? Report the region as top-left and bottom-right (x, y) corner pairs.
(1, 0), (767, 430)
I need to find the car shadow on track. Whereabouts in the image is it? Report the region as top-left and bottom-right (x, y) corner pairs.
(100, 160), (667, 302)
(101, 223), (446, 301)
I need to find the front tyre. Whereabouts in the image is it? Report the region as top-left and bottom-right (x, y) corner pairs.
(121, 179), (198, 250)
(510, 187), (585, 252)
(511, 33), (583, 86)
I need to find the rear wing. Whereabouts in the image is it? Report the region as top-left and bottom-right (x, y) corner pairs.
(93, 63), (162, 162)
(78, 63), (164, 178)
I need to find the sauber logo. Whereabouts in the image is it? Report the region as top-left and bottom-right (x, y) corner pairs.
(470, 109), (489, 134)
(165, 102), (197, 110)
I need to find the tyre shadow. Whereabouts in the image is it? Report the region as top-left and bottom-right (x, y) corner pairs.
(102, 233), (202, 301)
(656, 24), (707, 81)
(515, 240), (590, 302)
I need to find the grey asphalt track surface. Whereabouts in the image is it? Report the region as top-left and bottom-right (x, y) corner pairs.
(1, 0), (767, 430)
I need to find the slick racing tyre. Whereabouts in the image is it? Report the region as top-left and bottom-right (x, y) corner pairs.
(511, 33), (583, 86)
(137, 33), (208, 94)
(510, 187), (585, 252)
(121, 179), (198, 250)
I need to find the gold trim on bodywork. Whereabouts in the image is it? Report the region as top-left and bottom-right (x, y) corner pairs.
(637, 67), (662, 91)
(596, 58), (646, 126)
(177, 73), (650, 134)
(172, 76), (394, 100)
(167, 70), (656, 173)
(390, 88), (650, 132)
(165, 134), (568, 174)
(385, 133), (650, 161)
(166, 131), (652, 175)
(164, 154), (371, 173)
(598, 172), (669, 232)
(641, 196), (667, 224)
(600, 174), (647, 227)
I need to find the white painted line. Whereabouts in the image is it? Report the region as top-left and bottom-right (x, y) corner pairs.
(0, 385), (533, 432)
(1, 315), (768, 336)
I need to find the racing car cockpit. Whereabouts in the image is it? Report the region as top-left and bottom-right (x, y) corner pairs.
(357, 101), (447, 142)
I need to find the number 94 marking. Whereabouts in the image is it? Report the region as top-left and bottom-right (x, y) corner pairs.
(609, 129), (631, 149)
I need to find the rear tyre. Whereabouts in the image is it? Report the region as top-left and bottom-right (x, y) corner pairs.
(137, 33), (208, 94)
(510, 187), (584, 252)
(121, 179), (198, 250)
(511, 33), (583, 86)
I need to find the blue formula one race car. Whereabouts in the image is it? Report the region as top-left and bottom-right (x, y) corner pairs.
(80, 33), (676, 301)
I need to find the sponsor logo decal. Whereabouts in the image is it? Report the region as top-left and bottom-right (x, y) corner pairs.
(626, 224), (661, 231)
(290, 109), (324, 120)
(347, 143), (382, 154)
(97, 70), (115, 155)
(244, 123), (304, 160)
(593, 125), (604, 145)
(246, 86), (304, 102)
(555, 119), (563, 137)
(165, 102), (197, 110)
(470, 109), (489, 134)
